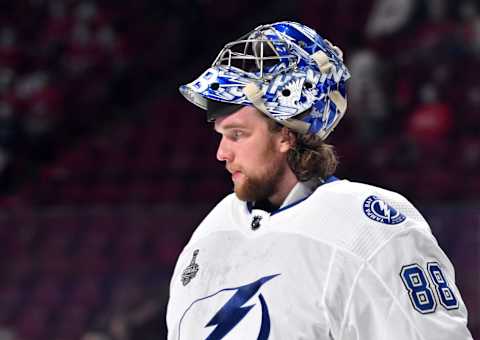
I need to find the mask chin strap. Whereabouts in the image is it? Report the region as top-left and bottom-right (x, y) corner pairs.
(311, 50), (348, 114)
(311, 49), (348, 140)
(244, 82), (310, 134)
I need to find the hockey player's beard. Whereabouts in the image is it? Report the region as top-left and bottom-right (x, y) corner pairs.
(233, 158), (286, 204)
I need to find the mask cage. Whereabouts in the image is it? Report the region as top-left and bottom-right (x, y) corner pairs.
(212, 27), (298, 79)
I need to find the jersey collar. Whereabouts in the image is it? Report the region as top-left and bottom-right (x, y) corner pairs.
(247, 176), (339, 215)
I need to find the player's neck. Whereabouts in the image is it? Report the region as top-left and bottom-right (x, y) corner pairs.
(267, 168), (298, 208)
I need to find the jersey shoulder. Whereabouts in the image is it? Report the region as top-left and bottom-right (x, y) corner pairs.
(322, 180), (428, 225)
(295, 179), (433, 260)
(187, 193), (242, 246)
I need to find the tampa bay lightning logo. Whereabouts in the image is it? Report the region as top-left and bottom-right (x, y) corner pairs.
(178, 274), (280, 339)
(363, 195), (406, 225)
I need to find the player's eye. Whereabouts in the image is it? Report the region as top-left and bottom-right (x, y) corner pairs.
(233, 130), (243, 138)
(228, 129), (244, 141)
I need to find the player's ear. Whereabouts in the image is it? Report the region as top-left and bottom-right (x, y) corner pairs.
(278, 127), (296, 153)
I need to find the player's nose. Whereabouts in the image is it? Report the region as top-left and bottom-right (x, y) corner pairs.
(216, 136), (233, 162)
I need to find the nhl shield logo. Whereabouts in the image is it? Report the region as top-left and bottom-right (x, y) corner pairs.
(251, 215), (263, 230)
(182, 249), (200, 286)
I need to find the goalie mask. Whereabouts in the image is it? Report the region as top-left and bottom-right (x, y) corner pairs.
(179, 21), (351, 140)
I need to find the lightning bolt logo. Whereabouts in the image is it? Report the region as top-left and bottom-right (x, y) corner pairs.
(377, 200), (391, 221)
(204, 274), (279, 340)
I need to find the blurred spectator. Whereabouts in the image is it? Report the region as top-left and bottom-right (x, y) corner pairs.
(406, 83), (453, 152)
(0, 27), (21, 69)
(366, 0), (415, 38)
(42, 0), (72, 45)
(81, 331), (111, 340)
(460, 0), (480, 54)
(0, 68), (14, 95)
(15, 71), (62, 163)
(109, 315), (129, 340)
(74, 1), (100, 24)
(64, 22), (99, 75)
(414, 0), (460, 54)
(347, 48), (389, 142)
(0, 328), (15, 340)
(107, 296), (166, 340)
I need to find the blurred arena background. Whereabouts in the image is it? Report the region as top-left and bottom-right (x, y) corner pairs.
(0, 0), (478, 339)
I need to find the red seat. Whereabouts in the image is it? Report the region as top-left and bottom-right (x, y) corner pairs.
(15, 305), (51, 340)
(68, 278), (101, 308)
(31, 277), (64, 308)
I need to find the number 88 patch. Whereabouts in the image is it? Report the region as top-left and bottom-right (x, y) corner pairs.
(400, 262), (459, 314)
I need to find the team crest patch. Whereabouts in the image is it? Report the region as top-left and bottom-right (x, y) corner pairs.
(182, 249), (200, 286)
(363, 195), (406, 225)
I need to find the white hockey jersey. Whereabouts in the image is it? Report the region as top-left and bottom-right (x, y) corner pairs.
(167, 179), (473, 340)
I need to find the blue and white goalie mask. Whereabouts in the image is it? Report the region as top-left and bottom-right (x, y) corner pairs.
(179, 21), (351, 140)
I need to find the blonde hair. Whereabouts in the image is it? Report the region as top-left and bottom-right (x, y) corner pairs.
(267, 119), (338, 181)
(286, 131), (338, 181)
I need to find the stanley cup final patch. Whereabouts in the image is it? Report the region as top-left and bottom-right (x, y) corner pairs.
(363, 195), (406, 225)
(181, 249), (200, 286)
